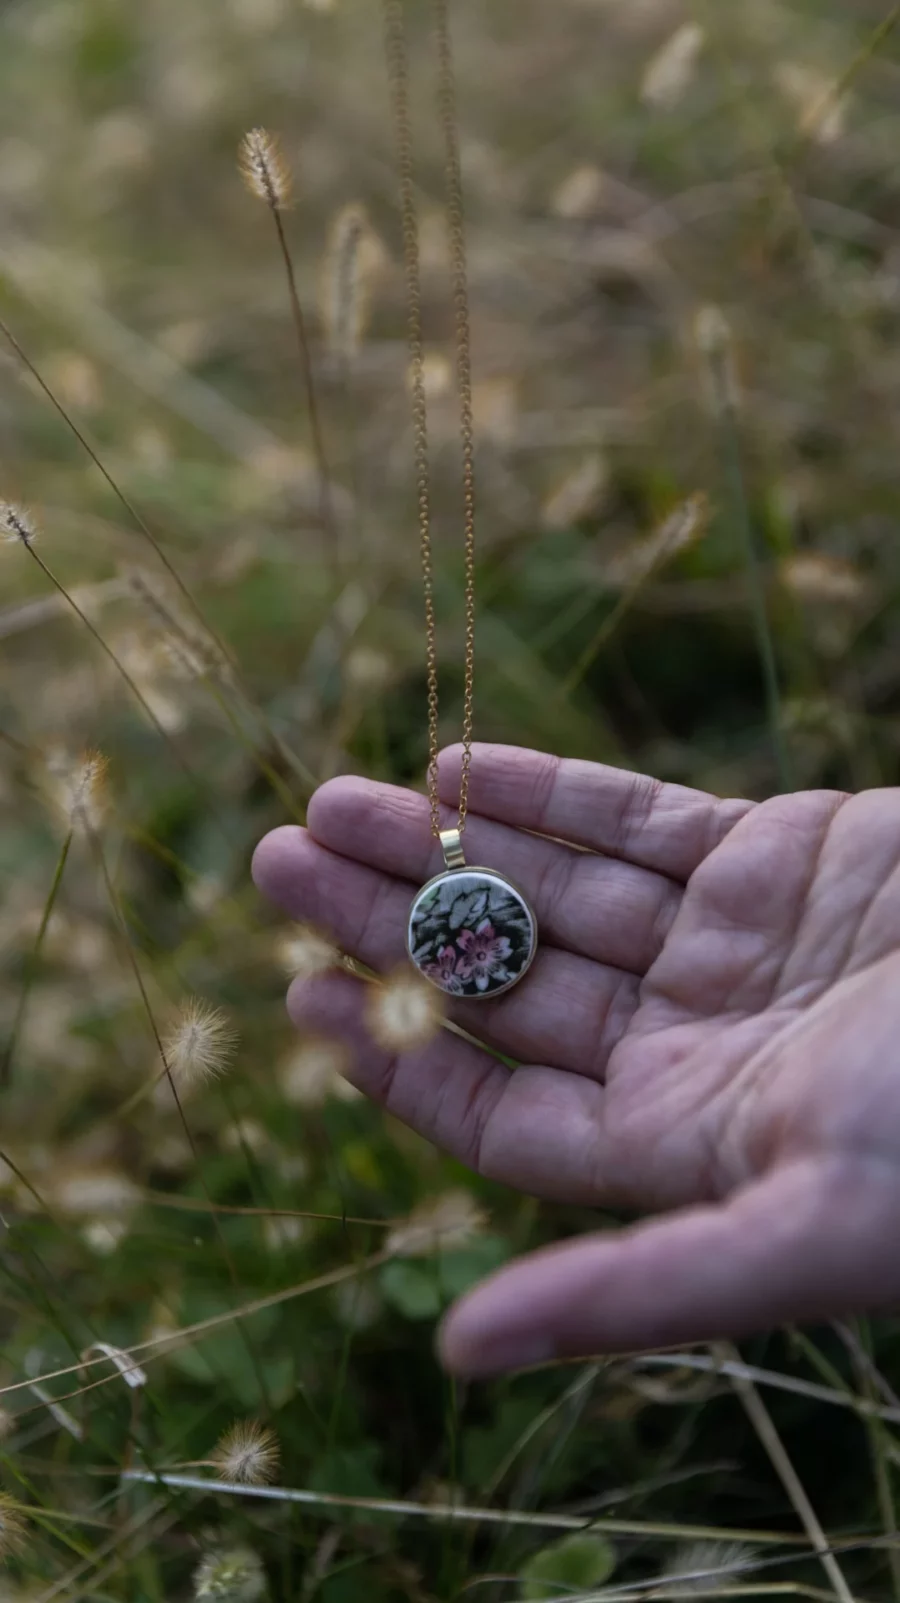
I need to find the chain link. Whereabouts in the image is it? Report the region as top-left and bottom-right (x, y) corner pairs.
(383, 0), (477, 840)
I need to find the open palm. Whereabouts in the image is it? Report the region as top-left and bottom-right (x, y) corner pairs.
(253, 743), (900, 1376)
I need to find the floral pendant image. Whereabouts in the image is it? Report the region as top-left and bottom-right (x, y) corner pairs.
(407, 868), (537, 999)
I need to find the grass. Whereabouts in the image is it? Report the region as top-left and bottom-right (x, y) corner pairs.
(1, 0), (900, 1598)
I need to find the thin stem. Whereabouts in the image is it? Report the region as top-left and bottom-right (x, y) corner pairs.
(24, 546), (237, 837)
(87, 825), (274, 1420)
(0, 316), (243, 676)
(716, 1342), (854, 1603)
(110, 1063), (178, 1123)
(559, 496), (708, 698)
(270, 207), (340, 575)
(862, 1388), (900, 1601)
(203, 672), (309, 817)
(485, 1365), (600, 1501)
(118, 1469), (864, 1556)
(708, 359), (791, 790)
(33, 1498), (173, 1603)
(1, 1252), (391, 1404)
(0, 1166), (184, 1512)
(0, 1146), (58, 1218)
(782, 6), (900, 165)
(0, 723), (30, 754)
(0, 831), (72, 1086)
(139, 1190), (395, 1227)
(846, 1320), (900, 1602)
(562, 585), (649, 700)
(0, 314), (317, 801)
(0, 319), (167, 568)
(629, 1352), (900, 1425)
(832, 1322), (900, 1412)
(128, 569), (316, 805)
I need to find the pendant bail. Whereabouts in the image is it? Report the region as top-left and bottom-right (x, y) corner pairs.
(439, 827), (466, 871)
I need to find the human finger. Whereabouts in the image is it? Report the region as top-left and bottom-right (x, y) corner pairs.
(286, 969), (617, 1204)
(305, 777), (681, 975)
(438, 1157), (900, 1376)
(437, 743), (753, 883)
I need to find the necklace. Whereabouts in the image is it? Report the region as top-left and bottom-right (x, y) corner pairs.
(384, 0), (538, 1001)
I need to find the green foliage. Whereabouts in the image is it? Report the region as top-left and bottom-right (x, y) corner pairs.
(520, 1533), (616, 1599)
(380, 1235), (510, 1318)
(307, 1445), (387, 1524)
(379, 1260), (442, 1320)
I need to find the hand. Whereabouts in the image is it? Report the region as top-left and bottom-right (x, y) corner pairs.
(252, 744), (900, 1376)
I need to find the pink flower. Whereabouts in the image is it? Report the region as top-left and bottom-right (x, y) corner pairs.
(456, 920), (512, 992)
(424, 944), (467, 995)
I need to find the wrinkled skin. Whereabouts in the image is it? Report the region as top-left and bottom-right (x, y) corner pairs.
(253, 743), (900, 1377)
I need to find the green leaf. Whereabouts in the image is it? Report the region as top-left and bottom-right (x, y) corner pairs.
(379, 1261), (441, 1319)
(260, 1354), (299, 1409)
(168, 1325), (279, 1408)
(437, 1233), (511, 1297)
(521, 1534), (616, 1599)
(308, 1446), (387, 1526)
(463, 1395), (539, 1487)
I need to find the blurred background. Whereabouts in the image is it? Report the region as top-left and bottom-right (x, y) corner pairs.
(2, 0), (900, 1597)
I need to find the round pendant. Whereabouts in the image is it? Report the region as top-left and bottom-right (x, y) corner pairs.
(407, 867), (537, 999)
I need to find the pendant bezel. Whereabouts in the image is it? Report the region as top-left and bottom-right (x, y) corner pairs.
(407, 864), (538, 1000)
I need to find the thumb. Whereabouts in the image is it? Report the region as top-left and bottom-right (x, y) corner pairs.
(438, 1156), (900, 1377)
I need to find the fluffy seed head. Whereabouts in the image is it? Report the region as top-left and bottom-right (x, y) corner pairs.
(0, 501), (37, 546)
(606, 493), (709, 586)
(551, 163), (606, 220)
(239, 127), (292, 209)
(780, 553), (867, 605)
(160, 628), (224, 681)
(693, 303), (732, 358)
(387, 1189), (487, 1257)
(541, 453), (609, 531)
(194, 1544), (267, 1603)
(125, 566), (233, 684)
(50, 1166), (140, 1218)
(276, 925), (339, 981)
(163, 998), (237, 1090)
(653, 493), (709, 562)
(111, 631), (188, 733)
(366, 968), (446, 1051)
(775, 62), (846, 146)
(641, 22), (705, 109)
(0, 1494), (27, 1559)
(278, 1037), (356, 1107)
(663, 1541), (757, 1595)
(343, 645), (394, 694)
(262, 1214), (307, 1251)
(211, 1420), (280, 1486)
(220, 1117), (269, 1156)
(47, 749), (109, 833)
(321, 202), (376, 358)
(694, 305), (740, 412)
(83, 1218), (129, 1254)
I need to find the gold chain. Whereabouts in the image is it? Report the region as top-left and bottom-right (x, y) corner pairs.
(384, 0), (477, 840)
